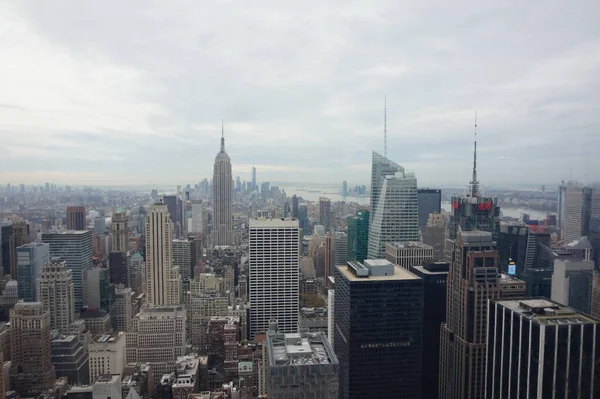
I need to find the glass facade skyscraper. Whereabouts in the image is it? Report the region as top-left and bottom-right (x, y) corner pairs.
(417, 188), (441, 227)
(347, 210), (369, 263)
(334, 260), (423, 399)
(368, 171), (420, 259)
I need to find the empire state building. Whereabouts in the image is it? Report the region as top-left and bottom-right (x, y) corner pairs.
(212, 126), (233, 246)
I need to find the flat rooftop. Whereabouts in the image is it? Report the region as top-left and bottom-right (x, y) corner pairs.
(387, 241), (433, 250)
(267, 332), (338, 367)
(495, 298), (599, 326)
(337, 263), (419, 282)
(92, 331), (125, 343)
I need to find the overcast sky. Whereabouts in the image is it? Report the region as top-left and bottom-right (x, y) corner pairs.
(1, 1), (599, 188)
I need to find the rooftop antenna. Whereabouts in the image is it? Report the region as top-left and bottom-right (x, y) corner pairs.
(384, 96), (387, 157)
(469, 110), (480, 197)
(220, 120), (225, 153)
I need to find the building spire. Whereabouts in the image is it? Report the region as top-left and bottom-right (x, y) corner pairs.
(220, 119), (225, 153)
(469, 110), (479, 197)
(384, 96), (387, 157)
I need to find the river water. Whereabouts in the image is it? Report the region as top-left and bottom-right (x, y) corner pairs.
(279, 185), (550, 220)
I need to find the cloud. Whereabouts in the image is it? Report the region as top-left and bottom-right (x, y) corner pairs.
(0, 0), (599, 188)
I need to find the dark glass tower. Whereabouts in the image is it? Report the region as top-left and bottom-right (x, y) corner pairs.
(410, 260), (449, 399)
(347, 210), (369, 263)
(417, 188), (442, 227)
(334, 259), (423, 399)
(487, 298), (600, 398)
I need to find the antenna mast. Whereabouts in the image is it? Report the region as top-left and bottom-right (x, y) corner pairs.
(384, 96), (387, 157)
(469, 110), (479, 197)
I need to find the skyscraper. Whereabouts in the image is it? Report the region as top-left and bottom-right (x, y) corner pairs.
(113, 285), (133, 331)
(145, 199), (182, 306)
(126, 305), (187, 376)
(94, 217), (106, 236)
(551, 258), (594, 314)
(108, 251), (131, 287)
(417, 188), (441, 227)
(111, 211), (129, 251)
(486, 298), (600, 398)
(42, 230), (93, 310)
(319, 197), (331, 231)
(370, 151), (402, 216)
(0, 221), (15, 277)
(367, 170), (419, 259)
(66, 206), (86, 230)
(251, 166), (257, 192)
(439, 230), (525, 399)
(173, 238), (194, 281)
(16, 242), (50, 302)
(292, 195), (299, 218)
(347, 210), (369, 263)
(249, 218), (300, 339)
(37, 257), (76, 333)
(9, 302), (56, 397)
(563, 181), (600, 244)
(190, 200), (206, 235)
(410, 261), (449, 399)
(213, 126), (234, 246)
(334, 260), (423, 398)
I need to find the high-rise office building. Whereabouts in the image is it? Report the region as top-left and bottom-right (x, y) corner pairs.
(190, 200), (206, 235)
(0, 221), (16, 277)
(16, 242), (50, 302)
(439, 230), (526, 399)
(66, 206), (86, 230)
(385, 241), (433, 269)
(9, 302), (56, 397)
(551, 258), (594, 314)
(266, 330), (339, 398)
(83, 266), (112, 310)
(333, 231), (347, 267)
(145, 199), (182, 306)
(251, 166), (257, 192)
(163, 195), (183, 239)
(319, 197), (331, 231)
(334, 259), (423, 399)
(50, 332), (89, 385)
(113, 285), (133, 331)
(370, 151), (402, 216)
(421, 213), (446, 260)
(292, 195), (299, 218)
(111, 211), (129, 252)
(42, 230), (93, 310)
(94, 217), (106, 236)
(410, 261), (449, 399)
(558, 180), (567, 228)
(126, 305), (187, 376)
(212, 128), (234, 246)
(37, 257), (76, 333)
(298, 203), (309, 233)
(249, 218), (300, 339)
(486, 298), (600, 398)
(89, 331), (126, 383)
(563, 181), (600, 244)
(347, 210), (369, 263)
(367, 170), (419, 259)
(497, 222), (528, 275)
(109, 251), (131, 287)
(173, 239), (195, 281)
(417, 188), (442, 227)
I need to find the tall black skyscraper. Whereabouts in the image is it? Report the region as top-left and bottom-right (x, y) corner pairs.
(417, 188), (442, 227)
(486, 298), (600, 398)
(292, 195), (299, 219)
(334, 259), (423, 399)
(410, 260), (449, 399)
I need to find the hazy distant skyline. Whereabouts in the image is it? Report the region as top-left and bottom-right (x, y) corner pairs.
(1, 1), (599, 187)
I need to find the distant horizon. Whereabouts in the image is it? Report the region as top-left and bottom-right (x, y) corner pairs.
(2, 180), (566, 192)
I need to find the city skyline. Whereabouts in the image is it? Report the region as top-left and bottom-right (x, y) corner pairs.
(1, 1), (600, 186)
